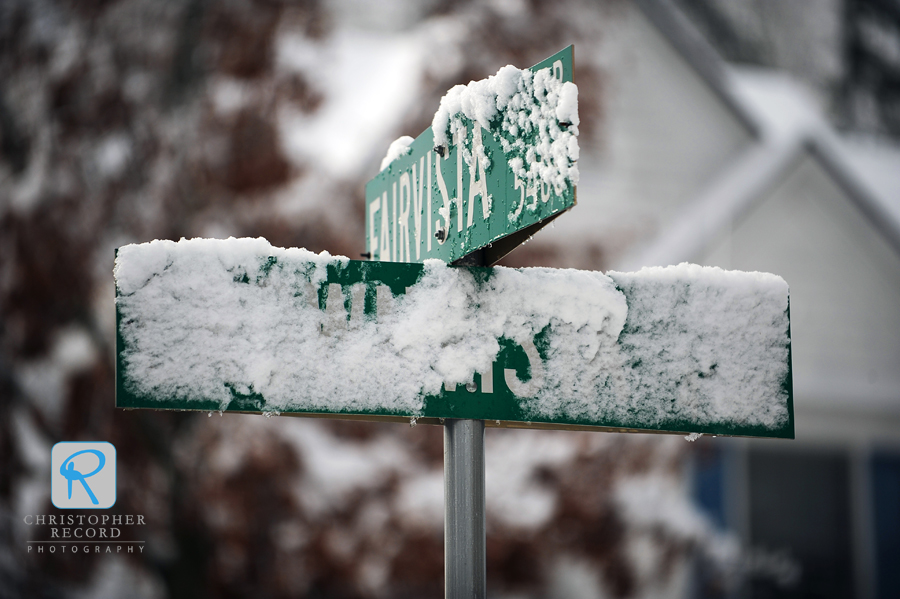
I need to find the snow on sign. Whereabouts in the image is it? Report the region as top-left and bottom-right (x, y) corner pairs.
(365, 46), (578, 266)
(115, 238), (794, 439)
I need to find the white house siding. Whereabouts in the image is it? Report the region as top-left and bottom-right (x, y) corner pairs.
(543, 4), (754, 267)
(694, 153), (899, 599)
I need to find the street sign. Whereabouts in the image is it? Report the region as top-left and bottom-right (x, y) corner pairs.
(116, 238), (794, 439)
(364, 46), (578, 266)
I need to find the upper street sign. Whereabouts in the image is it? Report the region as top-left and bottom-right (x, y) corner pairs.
(115, 238), (794, 439)
(365, 46), (578, 266)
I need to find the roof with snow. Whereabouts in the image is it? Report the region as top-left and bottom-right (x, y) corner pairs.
(620, 0), (900, 270)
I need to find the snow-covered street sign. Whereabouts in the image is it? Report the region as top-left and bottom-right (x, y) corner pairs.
(110, 41), (796, 599)
(365, 46), (578, 266)
(115, 238), (794, 439)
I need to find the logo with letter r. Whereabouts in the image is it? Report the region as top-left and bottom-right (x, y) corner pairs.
(51, 442), (116, 509)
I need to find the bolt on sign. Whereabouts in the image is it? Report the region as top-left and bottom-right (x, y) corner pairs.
(365, 46), (578, 266)
(115, 238), (794, 439)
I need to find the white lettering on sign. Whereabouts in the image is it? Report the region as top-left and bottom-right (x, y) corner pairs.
(444, 362), (494, 395)
(370, 124), (497, 260)
(375, 285), (393, 323)
(323, 283), (394, 329)
(399, 172), (411, 262)
(412, 157), (424, 261)
(392, 182), (398, 262)
(349, 284), (365, 327)
(435, 146), (451, 244)
(426, 151), (433, 252)
(379, 191), (390, 261)
(322, 283), (346, 335)
(511, 177), (524, 221)
(323, 283), (367, 334)
(455, 128), (464, 234)
(480, 361), (493, 393)
(552, 59), (563, 82)
(368, 197), (380, 257)
(466, 126), (491, 229)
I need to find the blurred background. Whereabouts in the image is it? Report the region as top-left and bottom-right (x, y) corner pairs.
(1, 0), (899, 597)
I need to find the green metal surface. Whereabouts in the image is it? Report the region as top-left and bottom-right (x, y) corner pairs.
(364, 46), (576, 266)
(116, 254), (794, 439)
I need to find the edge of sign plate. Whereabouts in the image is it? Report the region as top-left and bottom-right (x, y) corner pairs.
(464, 44), (577, 267)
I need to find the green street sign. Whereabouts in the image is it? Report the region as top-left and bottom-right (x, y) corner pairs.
(115, 239), (794, 438)
(365, 46), (578, 266)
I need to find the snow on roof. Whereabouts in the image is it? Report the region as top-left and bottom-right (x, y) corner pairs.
(727, 67), (827, 142)
(618, 62), (900, 269)
(838, 135), (900, 227)
(731, 67), (900, 256)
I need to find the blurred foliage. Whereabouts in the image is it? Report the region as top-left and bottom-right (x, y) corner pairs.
(0, 1), (720, 597)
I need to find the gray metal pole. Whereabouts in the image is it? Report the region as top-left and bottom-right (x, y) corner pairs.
(444, 418), (486, 599)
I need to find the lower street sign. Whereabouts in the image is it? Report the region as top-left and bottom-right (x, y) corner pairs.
(115, 238), (793, 439)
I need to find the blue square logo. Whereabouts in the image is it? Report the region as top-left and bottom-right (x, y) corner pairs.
(51, 442), (116, 509)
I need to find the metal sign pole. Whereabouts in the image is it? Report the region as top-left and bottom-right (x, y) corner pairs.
(444, 248), (486, 599)
(444, 418), (486, 599)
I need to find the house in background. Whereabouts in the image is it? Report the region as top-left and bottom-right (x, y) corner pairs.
(535, 1), (900, 597)
(2, 0), (895, 595)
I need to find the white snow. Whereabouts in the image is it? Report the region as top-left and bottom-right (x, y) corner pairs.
(12, 408), (51, 520)
(547, 555), (607, 599)
(394, 469), (444, 530)
(605, 264), (790, 430)
(277, 420), (411, 515)
(431, 63), (580, 197)
(115, 237), (624, 416)
(116, 238), (790, 431)
(69, 557), (165, 599)
(616, 475), (712, 539)
(556, 81), (579, 126)
(728, 67), (826, 141)
(94, 134), (132, 179)
(210, 78), (251, 116)
(615, 473), (741, 572)
(379, 135), (414, 171)
(16, 326), (98, 424)
(276, 27), (424, 178)
(485, 431), (578, 529)
(839, 134), (900, 226)
(616, 471), (801, 588)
